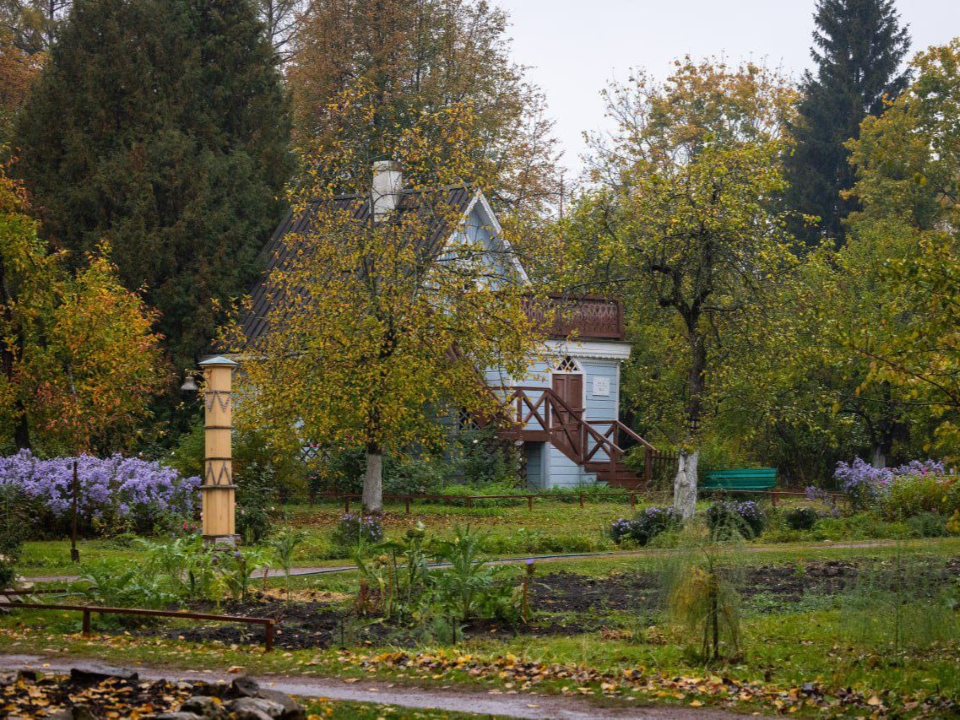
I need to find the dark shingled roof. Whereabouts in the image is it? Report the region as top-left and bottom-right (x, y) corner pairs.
(240, 185), (477, 346)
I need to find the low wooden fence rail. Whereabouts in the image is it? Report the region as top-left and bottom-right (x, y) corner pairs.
(304, 489), (840, 513)
(5, 602), (276, 651)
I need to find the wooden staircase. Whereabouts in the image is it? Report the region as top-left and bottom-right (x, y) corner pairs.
(492, 386), (662, 489)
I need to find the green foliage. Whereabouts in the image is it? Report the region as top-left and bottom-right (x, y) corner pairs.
(217, 546), (272, 603)
(331, 513), (384, 553)
(610, 507), (682, 546)
(267, 527), (308, 597)
(784, 506), (820, 531)
(431, 525), (513, 622)
(840, 549), (959, 654)
(881, 475), (960, 521)
(660, 523), (744, 662)
(137, 535), (221, 602)
(78, 559), (179, 610)
(784, 0), (911, 244)
(236, 465), (279, 545)
(14, 0), (291, 369)
(706, 501), (767, 540)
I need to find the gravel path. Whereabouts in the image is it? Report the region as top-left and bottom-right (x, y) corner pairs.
(0, 654), (740, 719)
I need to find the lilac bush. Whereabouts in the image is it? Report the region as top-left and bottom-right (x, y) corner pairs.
(0, 450), (200, 535)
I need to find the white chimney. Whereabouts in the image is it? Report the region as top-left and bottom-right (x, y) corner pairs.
(372, 161), (402, 219)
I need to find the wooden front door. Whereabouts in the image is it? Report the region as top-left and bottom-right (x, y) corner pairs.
(552, 373), (584, 414)
(551, 373), (583, 456)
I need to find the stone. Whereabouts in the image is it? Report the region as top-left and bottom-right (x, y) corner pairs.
(16, 669), (38, 682)
(256, 689), (306, 720)
(227, 675), (261, 699)
(178, 695), (227, 718)
(225, 697), (286, 719)
(70, 666), (139, 683)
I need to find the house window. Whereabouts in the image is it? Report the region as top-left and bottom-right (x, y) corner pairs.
(554, 355), (581, 373)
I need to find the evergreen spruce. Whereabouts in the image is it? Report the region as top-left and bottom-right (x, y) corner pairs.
(14, 0), (291, 369)
(785, 0), (910, 246)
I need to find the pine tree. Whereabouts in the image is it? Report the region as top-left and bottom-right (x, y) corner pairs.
(785, 0), (910, 246)
(14, 0), (292, 369)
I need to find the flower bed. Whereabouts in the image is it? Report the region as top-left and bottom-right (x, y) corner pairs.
(0, 450), (199, 536)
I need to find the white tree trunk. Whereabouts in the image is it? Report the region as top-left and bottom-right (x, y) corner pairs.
(673, 448), (699, 521)
(871, 446), (886, 470)
(362, 451), (383, 514)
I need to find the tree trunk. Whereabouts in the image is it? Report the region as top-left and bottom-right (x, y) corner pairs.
(870, 445), (886, 470)
(673, 448), (698, 521)
(362, 444), (383, 514)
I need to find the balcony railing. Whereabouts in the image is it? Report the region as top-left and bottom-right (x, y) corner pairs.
(523, 294), (625, 341)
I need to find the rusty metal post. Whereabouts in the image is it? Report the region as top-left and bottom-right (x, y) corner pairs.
(404, 497), (411, 515)
(200, 356), (238, 544)
(579, 492), (584, 509)
(630, 492), (636, 509)
(345, 497), (350, 514)
(81, 609), (91, 636)
(264, 621), (274, 652)
(527, 495), (533, 512)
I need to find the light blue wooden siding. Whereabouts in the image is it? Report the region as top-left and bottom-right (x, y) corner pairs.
(545, 449), (596, 488)
(445, 205), (513, 284)
(525, 442), (545, 489)
(581, 359), (619, 422)
(486, 352), (622, 489)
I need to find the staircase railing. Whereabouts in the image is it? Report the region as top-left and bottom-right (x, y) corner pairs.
(492, 386), (658, 484)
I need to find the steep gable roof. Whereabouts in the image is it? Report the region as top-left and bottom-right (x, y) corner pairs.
(241, 185), (482, 346)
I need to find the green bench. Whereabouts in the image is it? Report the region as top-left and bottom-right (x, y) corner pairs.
(702, 468), (777, 492)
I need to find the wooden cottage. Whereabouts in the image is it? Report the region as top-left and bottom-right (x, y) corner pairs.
(242, 163), (658, 490)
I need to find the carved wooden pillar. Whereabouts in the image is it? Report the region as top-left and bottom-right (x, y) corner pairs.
(200, 356), (238, 543)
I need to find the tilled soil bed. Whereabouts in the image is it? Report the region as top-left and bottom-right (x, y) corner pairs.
(157, 556), (960, 651)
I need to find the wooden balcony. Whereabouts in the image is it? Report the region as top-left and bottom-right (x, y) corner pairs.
(523, 294), (625, 341)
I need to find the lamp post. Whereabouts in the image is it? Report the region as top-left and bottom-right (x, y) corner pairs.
(199, 356), (238, 544)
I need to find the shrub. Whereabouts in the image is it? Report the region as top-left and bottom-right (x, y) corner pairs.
(833, 457), (950, 512)
(0, 484), (24, 587)
(610, 506), (682, 546)
(834, 458), (892, 511)
(331, 513), (384, 551)
(236, 464), (277, 544)
(881, 474), (960, 520)
(907, 512), (948, 538)
(784, 506), (819, 531)
(706, 501), (766, 539)
(0, 450), (199, 536)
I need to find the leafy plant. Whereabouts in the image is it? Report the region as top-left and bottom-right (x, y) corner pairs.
(217, 547), (272, 603)
(331, 513), (384, 553)
(706, 501), (766, 540)
(78, 560), (179, 610)
(610, 506), (682, 546)
(784, 506), (819, 531)
(431, 525), (509, 622)
(236, 464), (277, 544)
(268, 527), (308, 597)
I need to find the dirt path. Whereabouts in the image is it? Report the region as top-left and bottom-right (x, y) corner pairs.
(0, 654), (739, 719)
(20, 539), (900, 585)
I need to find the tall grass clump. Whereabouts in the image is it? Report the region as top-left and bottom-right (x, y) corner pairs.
(658, 515), (746, 662)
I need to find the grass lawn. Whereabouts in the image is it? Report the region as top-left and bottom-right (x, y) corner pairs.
(19, 494), (920, 578)
(4, 535), (960, 716)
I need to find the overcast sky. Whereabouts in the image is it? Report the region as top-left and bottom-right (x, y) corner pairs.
(495, 0), (960, 175)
